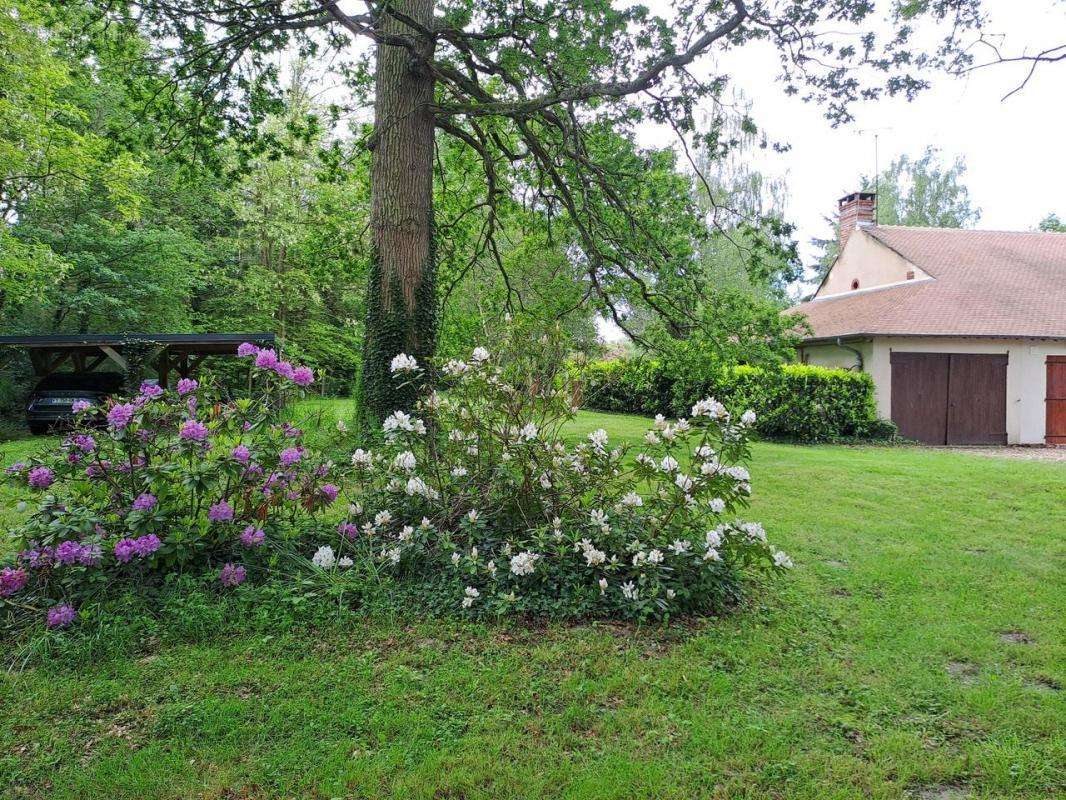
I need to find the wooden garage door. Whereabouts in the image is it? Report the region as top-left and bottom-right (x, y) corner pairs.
(891, 352), (1007, 445)
(1048, 356), (1066, 445)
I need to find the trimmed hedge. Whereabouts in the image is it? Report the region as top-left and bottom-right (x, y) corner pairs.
(578, 359), (895, 443)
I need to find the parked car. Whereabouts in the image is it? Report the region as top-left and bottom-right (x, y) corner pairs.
(26, 372), (125, 435)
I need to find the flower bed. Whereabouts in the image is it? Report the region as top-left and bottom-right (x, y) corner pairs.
(1, 329), (790, 632)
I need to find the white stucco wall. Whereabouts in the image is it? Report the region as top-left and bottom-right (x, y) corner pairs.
(802, 337), (1066, 444)
(817, 229), (931, 298)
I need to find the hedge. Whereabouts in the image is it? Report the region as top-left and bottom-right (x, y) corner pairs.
(578, 359), (895, 443)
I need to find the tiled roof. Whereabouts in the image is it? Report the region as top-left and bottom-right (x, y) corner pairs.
(793, 226), (1066, 341)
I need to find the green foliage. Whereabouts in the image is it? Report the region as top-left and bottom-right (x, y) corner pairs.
(579, 360), (891, 443)
(865, 147), (981, 229)
(1037, 213), (1066, 233)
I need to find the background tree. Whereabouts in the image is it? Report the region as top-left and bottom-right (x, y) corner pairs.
(1037, 213), (1066, 233)
(76, 0), (996, 422)
(810, 147), (981, 283)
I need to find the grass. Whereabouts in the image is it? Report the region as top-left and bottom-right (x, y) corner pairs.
(0, 408), (1063, 799)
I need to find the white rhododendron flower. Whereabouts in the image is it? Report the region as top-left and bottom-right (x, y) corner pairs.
(620, 491), (643, 508)
(509, 551), (540, 576)
(451, 552), (461, 566)
(674, 473), (694, 492)
(773, 550), (794, 569)
(374, 510), (393, 527)
(706, 528), (724, 548)
(471, 346), (490, 363)
(443, 359), (470, 376)
(621, 581), (639, 600)
(644, 430), (660, 445)
(312, 545), (336, 568)
(709, 498), (726, 514)
(588, 428), (609, 449)
(704, 548), (722, 562)
(666, 588), (676, 599)
(338, 556), (354, 568)
(393, 450), (417, 472)
(451, 466), (468, 478)
(399, 525), (414, 542)
(653, 414), (668, 430)
(538, 472), (552, 489)
(467, 509), (480, 524)
(741, 409), (757, 426)
(351, 449), (374, 467)
(660, 455), (679, 473)
(390, 353), (419, 373)
(336, 419), (348, 433)
(519, 423), (539, 441)
(648, 549), (664, 564)
(669, 539), (691, 555)
(599, 578), (608, 594)
(462, 586), (480, 608)
(405, 476), (428, 497)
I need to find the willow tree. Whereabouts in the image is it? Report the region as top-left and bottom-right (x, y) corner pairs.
(94, 0), (991, 421)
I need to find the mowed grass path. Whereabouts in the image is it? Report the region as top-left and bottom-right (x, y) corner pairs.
(0, 410), (1063, 799)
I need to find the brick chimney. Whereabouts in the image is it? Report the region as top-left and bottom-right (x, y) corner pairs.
(838, 191), (875, 251)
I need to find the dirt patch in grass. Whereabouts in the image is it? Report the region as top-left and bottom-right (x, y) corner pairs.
(911, 787), (971, 800)
(946, 661), (980, 686)
(999, 630), (1035, 645)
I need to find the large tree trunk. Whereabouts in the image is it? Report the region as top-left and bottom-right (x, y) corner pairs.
(359, 0), (437, 425)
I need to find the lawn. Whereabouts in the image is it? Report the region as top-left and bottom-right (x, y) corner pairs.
(0, 410), (1063, 799)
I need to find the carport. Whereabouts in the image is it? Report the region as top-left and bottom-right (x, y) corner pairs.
(0, 333), (275, 386)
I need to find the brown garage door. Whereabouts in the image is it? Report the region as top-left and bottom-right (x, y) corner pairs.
(891, 352), (1007, 445)
(1048, 356), (1066, 445)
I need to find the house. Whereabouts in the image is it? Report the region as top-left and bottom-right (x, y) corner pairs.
(792, 192), (1066, 446)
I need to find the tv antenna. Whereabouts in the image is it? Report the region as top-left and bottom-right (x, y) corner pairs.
(857, 127), (893, 223)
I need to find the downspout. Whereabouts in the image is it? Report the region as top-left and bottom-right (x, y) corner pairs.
(837, 337), (864, 371)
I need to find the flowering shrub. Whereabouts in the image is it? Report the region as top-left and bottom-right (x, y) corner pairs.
(322, 324), (790, 621)
(1, 348), (337, 631)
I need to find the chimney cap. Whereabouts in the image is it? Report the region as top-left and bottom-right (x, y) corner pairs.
(839, 191), (876, 206)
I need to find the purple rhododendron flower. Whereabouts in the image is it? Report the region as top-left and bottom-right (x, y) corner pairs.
(47, 604), (76, 629)
(319, 484), (339, 503)
(291, 366), (314, 387)
(132, 492), (157, 512)
(0, 567), (28, 596)
(132, 534), (161, 557)
(27, 466), (54, 489)
(21, 546), (54, 568)
(231, 444), (251, 463)
(5, 462), (27, 475)
(108, 403), (136, 430)
(179, 419), (209, 441)
(72, 434), (96, 453)
(55, 540), (85, 565)
(77, 543), (101, 566)
(240, 525), (265, 547)
(274, 361), (295, 379)
(279, 447), (302, 467)
(114, 538), (137, 563)
(237, 342), (259, 357)
(140, 381), (164, 399)
(71, 399), (92, 413)
(220, 563), (246, 587)
(254, 348), (278, 369)
(176, 378), (198, 396)
(208, 501), (234, 522)
(337, 522), (358, 539)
